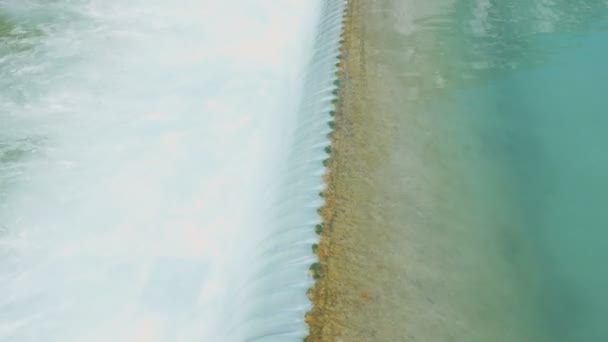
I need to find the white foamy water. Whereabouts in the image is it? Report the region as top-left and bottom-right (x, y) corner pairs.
(0, 0), (345, 340)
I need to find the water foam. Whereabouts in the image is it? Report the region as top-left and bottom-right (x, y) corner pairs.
(0, 0), (344, 340)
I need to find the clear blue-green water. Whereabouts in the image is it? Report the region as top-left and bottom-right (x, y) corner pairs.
(489, 28), (608, 341)
(430, 2), (608, 340)
(374, 0), (608, 339)
(464, 26), (608, 341)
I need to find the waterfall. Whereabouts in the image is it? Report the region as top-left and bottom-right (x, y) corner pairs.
(0, 0), (345, 341)
(231, 1), (347, 341)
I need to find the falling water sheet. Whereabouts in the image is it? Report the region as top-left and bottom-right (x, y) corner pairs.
(0, 1), (345, 341)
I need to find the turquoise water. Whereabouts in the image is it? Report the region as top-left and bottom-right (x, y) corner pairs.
(434, 2), (608, 340)
(497, 29), (608, 341)
(461, 27), (608, 342)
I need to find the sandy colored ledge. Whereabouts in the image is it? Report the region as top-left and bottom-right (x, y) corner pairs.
(306, 1), (394, 340)
(306, 0), (549, 341)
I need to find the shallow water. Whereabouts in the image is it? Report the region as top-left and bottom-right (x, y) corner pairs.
(0, 1), (343, 341)
(386, 0), (608, 340)
(309, 1), (608, 340)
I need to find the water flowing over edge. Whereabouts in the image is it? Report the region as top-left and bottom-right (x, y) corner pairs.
(0, 1), (345, 341)
(237, 1), (347, 341)
(0, 1), (346, 340)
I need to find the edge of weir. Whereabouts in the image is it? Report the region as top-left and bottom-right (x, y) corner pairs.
(303, 1), (349, 341)
(231, 1), (348, 341)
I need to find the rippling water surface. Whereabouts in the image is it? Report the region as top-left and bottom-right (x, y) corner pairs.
(384, 0), (608, 340)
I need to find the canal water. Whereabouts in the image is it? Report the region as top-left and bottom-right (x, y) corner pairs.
(378, 0), (608, 340)
(309, 1), (608, 341)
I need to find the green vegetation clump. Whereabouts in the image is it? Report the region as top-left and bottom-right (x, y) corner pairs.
(315, 224), (323, 235)
(309, 262), (322, 279)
